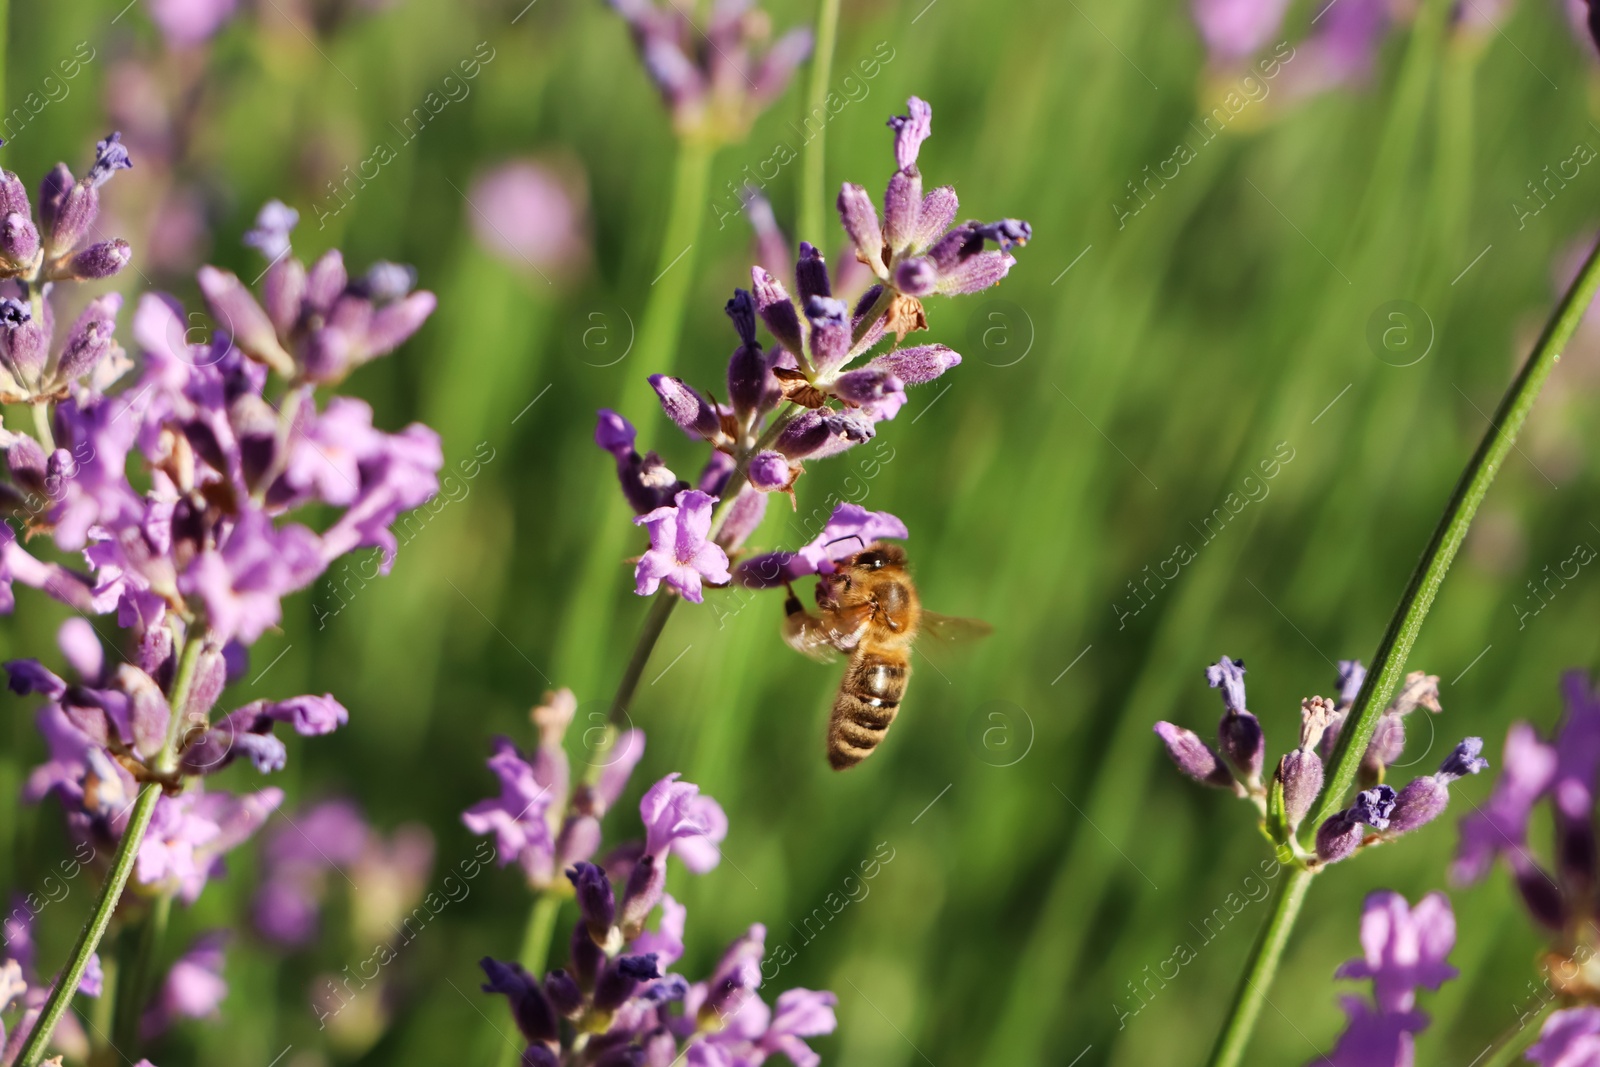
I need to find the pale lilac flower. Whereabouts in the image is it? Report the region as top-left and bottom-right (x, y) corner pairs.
(468, 160), (588, 276)
(137, 788), (283, 903)
(1528, 1007), (1600, 1067)
(1192, 0), (1292, 62)
(633, 489), (731, 603)
(242, 200), (297, 261)
(1455, 720), (1561, 882)
(1333, 891), (1457, 1013)
(141, 932), (227, 1039)
(463, 737), (559, 885)
(179, 509), (324, 644)
(145, 0), (239, 47)
(639, 773), (727, 871)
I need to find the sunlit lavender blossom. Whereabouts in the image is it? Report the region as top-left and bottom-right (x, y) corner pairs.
(141, 932), (227, 1040)
(468, 160), (589, 278)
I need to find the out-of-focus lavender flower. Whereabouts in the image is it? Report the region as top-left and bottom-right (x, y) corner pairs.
(136, 788), (283, 903)
(633, 489), (732, 604)
(604, 0), (813, 141)
(735, 503), (907, 589)
(468, 160), (589, 279)
(463, 737), (559, 885)
(1279, 0), (1392, 100)
(1528, 1007), (1600, 1067)
(253, 798), (369, 946)
(144, 0), (240, 47)
(142, 932), (227, 1040)
(1332, 891), (1457, 1013)
(1192, 0), (1292, 63)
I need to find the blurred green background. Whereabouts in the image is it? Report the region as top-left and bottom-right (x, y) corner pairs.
(3, 0), (1600, 1064)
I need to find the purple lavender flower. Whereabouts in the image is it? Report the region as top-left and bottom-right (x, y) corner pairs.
(1315, 785), (1396, 864)
(633, 489), (732, 603)
(1311, 891), (1456, 1067)
(145, 0), (240, 48)
(136, 789), (283, 903)
(735, 503), (908, 589)
(596, 409), (689, 516)
(141, 932), (228, 1040)
(1454, 706), (1566, 883)
(837, 98), (1030, 338)
(639, 772), (728, 873)
(462, 737), (559, 885)
(1528, 1007), (1600, 1067)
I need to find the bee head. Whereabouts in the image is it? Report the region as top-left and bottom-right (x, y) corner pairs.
(851, 543), (906, 571)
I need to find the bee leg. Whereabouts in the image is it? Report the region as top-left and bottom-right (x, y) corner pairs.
(783, 581), (805, 617)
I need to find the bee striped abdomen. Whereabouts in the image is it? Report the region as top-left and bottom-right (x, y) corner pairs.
(828, 653), (910, 770)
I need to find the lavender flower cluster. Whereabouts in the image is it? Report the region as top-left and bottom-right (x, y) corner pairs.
(466, 691), (835, 1066)
(0, 134), (441, 1060)
(597, 96), (1030, 603)
(1154, 657), (1486, 868)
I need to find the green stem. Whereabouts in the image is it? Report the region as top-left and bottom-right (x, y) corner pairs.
(1204, 233), (1600, 1067)
(633, 137), (716, 394)
(1205, 868), (1314, 1067)
(16, 784), (159, 1067)
(798, 0), (841, 246)
(493, 892), (564, 1067)
(607, 591), (681, 726)
(30, 400), (53, 452)
(1479, 999), (1554, 1067)
(110, 892), (170, 1053)
(17, 630), (206, 1067)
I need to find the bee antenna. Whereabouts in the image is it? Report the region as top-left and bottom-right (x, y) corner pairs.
(824, 534), (866, 551)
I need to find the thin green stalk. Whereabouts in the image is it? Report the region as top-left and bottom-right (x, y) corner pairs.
(607, 591), (681, 725)
(110, 892), (170, 1053)
(30, 401), (53, 452)
(16, 785), (158, 1067)
(1479, 1000), (1554, 1067)
(798, 0), (842, 246)
(632, 137), (716, 397)
(1204, 234), (1600, 1067)
(1206, 868), (1314, 1067)
(17, 631), (206, 1067)
(493, 892), (564, 1067)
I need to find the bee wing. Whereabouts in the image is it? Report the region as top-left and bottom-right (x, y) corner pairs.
(782, 608), (848, 663)
(920, 612), (993, 644)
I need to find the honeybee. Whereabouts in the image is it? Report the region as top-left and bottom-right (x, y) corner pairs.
(782, 542), (990, 770)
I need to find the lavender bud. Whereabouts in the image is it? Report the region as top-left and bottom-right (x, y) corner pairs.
(1385, 776), (1447, 836)
(593, 954), (659, 1013)
(774, 409), (830, 459)
(7, 436), (45, 495)
(45, 182), (97, 254)
(1336, 659), (1366, 707)
(751, 266), (802, 357)
(1437, 736), (1489, 780)
(0, 302), (47, 384)
(1206, 656), (1247, 713)
(55, 294), (120, 383)
(832, 367), (906, 419)
(544, 970), (582, 1017)
(837, 183), (885, 273)
(698, 450), (734, 497)
(0, 212), (38, 265)
(795, 241), (831, 303)
(725, 290), (768, 417)
(725, 287), (757, 346)
(36, 164), (71, 247)
(1315, 812), (1364, 864)
(183, 646), (229, 725)
(59, 239), (131, 280)
(566, 861), (616, 946)
(618, 852), (664, 941)
(1153, 721), (1237, 790)
(866, 344), (961, 385)
(87, 132), (132, 188)
(804, 295), (850, 372)
(116, 664), (170, 759)
(888, 96), (933, 171)
(1557, 804), (1596, 890)
(973, 218), (1032, 252)
(354, 261), (417, 303)
(893, 256), (937, 296)
(197, 266), (290, 372)
(748, 450), (793, 493)
(648, 375), (721, 439)
(717, 486), (768, 551)
(1350, 785), (1397, 830)
(0, 170), (28, 218)
(913, 185), (960, 248)
(262, 256), (306, 335)
(1276, 749), (1324, 830)
(305, 249), (348, 313)
(361, 290), (436, 360)
(934, 249), (1015, 295)
(479, 958), (558, 1044)
(884, 169), (922, 253)
(1218, 710), (1265, 782)
(569, 922), (603, 991)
